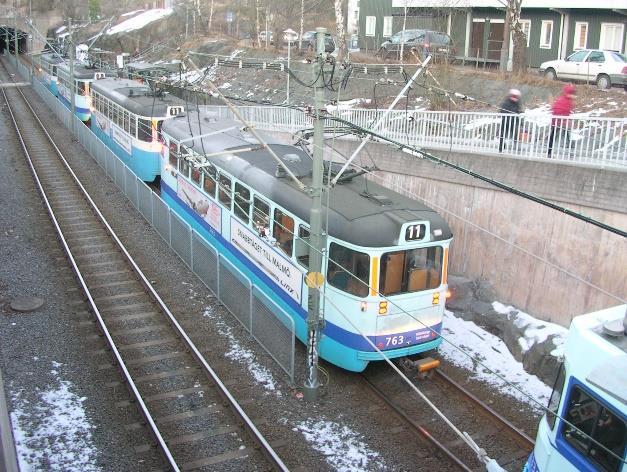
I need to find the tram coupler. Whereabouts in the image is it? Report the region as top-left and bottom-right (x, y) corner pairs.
(400, 356), (440, 379)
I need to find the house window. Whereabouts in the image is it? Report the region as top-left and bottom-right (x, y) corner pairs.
(519, 20), (531, 48)
(599, 23), (624, 52)
(540, 20), (553, 49)
(574, 22), (588, 50)
(383, 16), (393, 37)
(365, 16), (376, 37)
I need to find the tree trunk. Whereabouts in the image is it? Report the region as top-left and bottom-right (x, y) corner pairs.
(509, 0), (526, 73)
(334, 0), (345, 62)
(299, 0), (304, 50)
(499, 6), (510, 71)
(255, 0), (261, 48)
(208, 0), (214, 32)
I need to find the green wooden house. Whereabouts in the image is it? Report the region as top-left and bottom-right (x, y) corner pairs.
(354, 0), (627, 68)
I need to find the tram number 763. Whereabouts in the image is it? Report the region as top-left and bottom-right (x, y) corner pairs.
(385, 335), (405, 347)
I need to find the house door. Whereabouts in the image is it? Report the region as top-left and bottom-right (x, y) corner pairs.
(471, 21), (485, 58)
(487, 22), (504, 60)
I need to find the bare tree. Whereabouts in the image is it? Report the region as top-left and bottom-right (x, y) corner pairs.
(498, 0), (525, 72)
(334, 0), (345, 61)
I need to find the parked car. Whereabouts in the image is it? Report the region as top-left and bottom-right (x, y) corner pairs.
(377, 29), (455, 60)
(282, 29), (299, 43)
(259, 30), (273, 44)
(539, 49), (627, 89)
(299, 30), (336, 53)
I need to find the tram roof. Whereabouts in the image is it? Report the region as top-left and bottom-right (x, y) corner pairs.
(57, 62), (108, 80)
(91, 77), (187, 118)
(162, 111), (453, 247)
(566, 305), (627, 407)
(40, 53), (65, 65)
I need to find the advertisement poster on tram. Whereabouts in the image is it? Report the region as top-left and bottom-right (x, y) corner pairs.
(111, 123), (132, 155)
(230, 219), (303, 303)
(177, 177), (222, 234)
(94, 111), (110, 136)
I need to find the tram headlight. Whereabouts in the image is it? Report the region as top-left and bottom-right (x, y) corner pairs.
(378, 301), (388, 315)
(360, 301), (367, 312)
(432, 293), (440, 305)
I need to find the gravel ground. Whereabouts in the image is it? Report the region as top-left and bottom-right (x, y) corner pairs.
(0, 88), (165, 470)
(1, 58), (545, 472)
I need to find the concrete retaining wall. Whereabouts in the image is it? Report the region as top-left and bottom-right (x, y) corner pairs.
(330, 139), (627, 326)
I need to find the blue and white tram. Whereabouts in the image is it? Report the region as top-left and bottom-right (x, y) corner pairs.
(525, 304), (626, 472)
(89, 78), (186, 182)
(160, 111), (453, 372)
(38, 52), (64, 96)
(56, 62), (107, 122)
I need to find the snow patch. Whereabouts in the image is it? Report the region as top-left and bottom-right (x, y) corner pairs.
(202, 307), (280, 394)
(326, 98), (372, 113)
(107, 9), (173, 36)
(10, 363), (100, 471)
(295, 418), (384, 471)
(440, 310), (552, 410)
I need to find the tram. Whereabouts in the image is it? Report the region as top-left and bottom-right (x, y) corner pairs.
(56, 62), (107, 122)
(89, 77), (186, 182)
(525, 304), (626, 472)
(38, 52), (64, 96)
(160, 110), (453, 372)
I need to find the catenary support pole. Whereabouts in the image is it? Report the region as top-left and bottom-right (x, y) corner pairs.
(303, 27), (327, 403)
(286, 39), (291, 105)
(69, 18), (75, 130)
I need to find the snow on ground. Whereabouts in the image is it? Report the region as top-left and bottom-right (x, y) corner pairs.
(121, 9), (145, 17)
(439, 309), (552, 411)
(493, 302), (568, 357)
(106, 8), (173, 36)
(294, 418), (385, 472)
(202, 306), (280, 394)
(10, 362), (100, 471)
(326, 98), (372, 112)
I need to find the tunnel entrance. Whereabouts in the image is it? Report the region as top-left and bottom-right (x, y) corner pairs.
(0, 26), (28, 55)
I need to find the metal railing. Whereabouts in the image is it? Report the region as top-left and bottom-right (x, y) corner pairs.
(21, 61), (295, 383)
(209, 105), (627, 169)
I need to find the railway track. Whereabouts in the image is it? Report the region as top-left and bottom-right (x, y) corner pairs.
(0, 57), (288, 472)
(362, 364), (535, 471)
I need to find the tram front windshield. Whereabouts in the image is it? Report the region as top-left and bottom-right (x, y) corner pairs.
(380, 246), (443, 296)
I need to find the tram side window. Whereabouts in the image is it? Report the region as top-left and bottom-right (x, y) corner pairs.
(168, 142), (179, 168)
(380, 246), (442, 296)
(77, 81), (86, 96)
(273, 209), (294, 257)
(234, 183), (251, 224)
(253, 197), (270, 235)
(546, 363), (565, 429)
(191, 165), (201, 187)
(218, 174), (232, 208)
(327, 243), (370, 297)
(179, 147), (191, 178)
(129, 115), (137, 138)
(295, 226), (310, 269)
(202, 165), (216, 198)
(562, 386), (626, 472)
(138, 118), (152, 142)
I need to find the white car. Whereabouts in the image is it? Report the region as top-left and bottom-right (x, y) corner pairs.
(539, 49), (627, 89)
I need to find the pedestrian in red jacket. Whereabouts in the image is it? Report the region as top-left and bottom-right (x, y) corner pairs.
(547, 84), (576, 157)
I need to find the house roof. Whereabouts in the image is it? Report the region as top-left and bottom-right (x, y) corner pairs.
(392, 0), (627, 9)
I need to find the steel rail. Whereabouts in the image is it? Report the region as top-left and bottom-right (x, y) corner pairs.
(0, 61), (180, 470)
(360, 375), (473, 471)
(434, 370), (535, 449)
(1, 57), (289, 471)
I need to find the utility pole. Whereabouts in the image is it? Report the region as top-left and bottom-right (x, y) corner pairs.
(69, 18), (75, 128)
(303, 27), (326, 403)
(29, 0), (33, 82)
(286, 38), (291, 104)
(14, 3), (18, 61)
